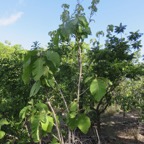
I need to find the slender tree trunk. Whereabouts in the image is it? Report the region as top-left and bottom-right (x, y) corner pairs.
(77, 40), (82, 110)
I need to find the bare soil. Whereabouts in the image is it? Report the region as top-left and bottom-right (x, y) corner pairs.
(99, 112), (144, 144)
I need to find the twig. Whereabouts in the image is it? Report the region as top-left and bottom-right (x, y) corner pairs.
(94, 126), (101, 144)
(80, 87), (89, 96)
(54, 78), (69, 113)
(47, 100), (64, 144)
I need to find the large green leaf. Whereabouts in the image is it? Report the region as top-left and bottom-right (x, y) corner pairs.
(41, 116), (54, 133)
(90, 78), (108, 102)
(47, 117), (54, 133)
(45, 51), (60, 67)
(41, 116), (49, 131)
(30, 81), (41, 97)
(32, 58), (45, 81)
(31, 115), (40, 142)
(77, 114), (91, 134)
(22, 50), (37, 84)
(0, 131), (5, 139)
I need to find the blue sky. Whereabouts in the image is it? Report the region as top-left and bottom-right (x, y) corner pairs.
(0, 0), (144, 55)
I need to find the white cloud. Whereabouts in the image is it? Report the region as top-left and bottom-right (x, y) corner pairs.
(0, 12), (23, 26)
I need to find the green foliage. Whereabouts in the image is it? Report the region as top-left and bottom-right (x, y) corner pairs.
(0, 119), (9, 139)
(19, 102), (54, 142)
(90, 78), (108, 102)
(30, 81), (41, 97)
(114, 76), (144, 117)
(45, 50), (60, 67)
(32, 58), (45, 81)
(0, 0), (144, 143)
(69, 101), (78, 118)
(77, 114), (91, 134)
(67, 114), (91, 134)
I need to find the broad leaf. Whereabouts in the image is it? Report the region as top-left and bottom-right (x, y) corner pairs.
(77, 114), (91, 134)
(22, 50), (37, 84)
(30, 81), (41, 97)
(41, 116), (54, 133)
(31, 116), (40, 142)
(47, 116), (54, 133)
(90, 78), (108, 102)
(0, 131), (5, 139)
(45, 51), (60, 67)
(41, 117), (49, 132)
(32, 58), (45, 81)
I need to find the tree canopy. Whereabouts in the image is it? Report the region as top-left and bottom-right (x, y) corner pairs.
(0, 0), (144, 143)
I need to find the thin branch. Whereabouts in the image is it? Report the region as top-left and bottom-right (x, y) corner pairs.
(47, 100), (64, 144)
(54, 78), (69, 113)
(94, 126), (101, 144)
(77, 41), (82, 109)
(80, 87), (89, 96)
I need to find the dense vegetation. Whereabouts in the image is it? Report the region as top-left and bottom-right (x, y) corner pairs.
(0, 1), (144, 143)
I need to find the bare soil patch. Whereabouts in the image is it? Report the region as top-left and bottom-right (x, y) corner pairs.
(100, 112), (144, 144)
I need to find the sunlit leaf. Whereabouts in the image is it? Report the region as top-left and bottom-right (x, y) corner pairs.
(41, 116), (54, 133)
(90, 78), (108, 101)
(0, 131), (5, 139)
(31, 115), (40, 142)
(41, 117), (49, 131)
(69, 101), (78, 118)
(77, 114), (91, 134)
(47, 116), (54, 133)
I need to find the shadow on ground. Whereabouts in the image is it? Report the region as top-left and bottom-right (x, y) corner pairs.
(99, 112), (144, 144)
